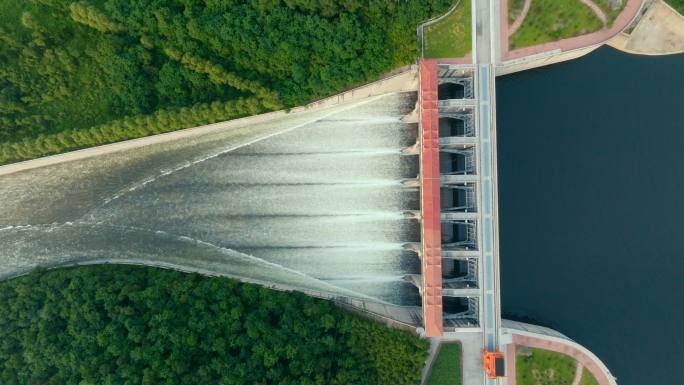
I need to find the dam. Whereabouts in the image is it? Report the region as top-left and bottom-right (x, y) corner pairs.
(0, 0), (634, 379)
(0, 64), (621, 385)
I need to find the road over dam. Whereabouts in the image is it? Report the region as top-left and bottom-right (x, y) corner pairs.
(416, 1), (620, 385)
(418, 0), (501, 359)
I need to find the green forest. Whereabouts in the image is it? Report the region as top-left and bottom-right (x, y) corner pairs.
(667, 0), (684, 14)
(0, 265), (429, 385)
(0, 0), (451, 164)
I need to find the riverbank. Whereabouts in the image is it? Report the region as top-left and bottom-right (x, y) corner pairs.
(0, 68), (418, 177)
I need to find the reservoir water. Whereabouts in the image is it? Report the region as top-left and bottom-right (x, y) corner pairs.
(497, 47), (684, 385)
(0, 92), (422, 306)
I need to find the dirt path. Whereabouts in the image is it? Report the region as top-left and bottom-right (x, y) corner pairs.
(571, 362), (585, 385)
(509, 0), (532, 36)
(579, 0), (608, 26)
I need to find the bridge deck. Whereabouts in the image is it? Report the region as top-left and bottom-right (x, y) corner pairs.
(419, 59), (443, 337)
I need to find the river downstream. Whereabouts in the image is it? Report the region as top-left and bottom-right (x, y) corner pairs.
(0, 92), (422, 306)
(497, 47), (684, 385)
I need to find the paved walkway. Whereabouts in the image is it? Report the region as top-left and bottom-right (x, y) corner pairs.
(439, 332), (485, 385)
(505, 343), (516, 385)
(507, 333), (616, 385)
(508, 0), (532, 36)
(579, 0), (608, 26)
(571, 362), (585, 385)
(500, 0), (644, 61)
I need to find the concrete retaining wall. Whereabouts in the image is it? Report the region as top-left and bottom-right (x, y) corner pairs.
(496, 45), (600, 76)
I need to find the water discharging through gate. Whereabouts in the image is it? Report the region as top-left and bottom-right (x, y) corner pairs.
(0, 92), (422, 306)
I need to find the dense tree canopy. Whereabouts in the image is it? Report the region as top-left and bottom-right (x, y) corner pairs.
(0, 265), (429, 385)
(0, 0), (451, 163)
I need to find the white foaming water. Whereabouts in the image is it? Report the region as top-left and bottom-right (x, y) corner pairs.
(0, 92), (422, 305)
(101, 95), (390, 205)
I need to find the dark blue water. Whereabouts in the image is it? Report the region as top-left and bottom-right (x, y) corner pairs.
(497, 47), (684, 385)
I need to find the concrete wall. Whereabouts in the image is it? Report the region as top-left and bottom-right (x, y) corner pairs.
(501, 319), (570, 340)
(496, 45), (600, 76)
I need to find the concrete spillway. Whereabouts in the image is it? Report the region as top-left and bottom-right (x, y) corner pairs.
(0, 92), (423, 307)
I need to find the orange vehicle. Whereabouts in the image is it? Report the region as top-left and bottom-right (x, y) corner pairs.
(482, 349), (506, 379)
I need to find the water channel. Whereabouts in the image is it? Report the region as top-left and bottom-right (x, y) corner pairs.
(497, 47), (684, 385)
(0, 92), (422, 306)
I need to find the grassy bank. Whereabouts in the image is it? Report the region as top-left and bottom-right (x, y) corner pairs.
(423, 1), (472, 59)
(666, 0), (684, 14)
(510, 0), (603, 49)
(426, 343), (462, 385)
(0, 265), (429, 385)
(516, 347), (576, 385)
(0, 0), (452, 165)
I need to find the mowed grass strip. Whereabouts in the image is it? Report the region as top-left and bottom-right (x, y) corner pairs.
(426, 343), (462, 385)
(579, 368), (601, 385)
(510, 0), (603, 49)
(423, 0), (472, 59)
(516, 347), (577, 385)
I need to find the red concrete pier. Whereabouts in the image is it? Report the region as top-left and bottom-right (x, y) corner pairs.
(419, 59), (443, 337)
